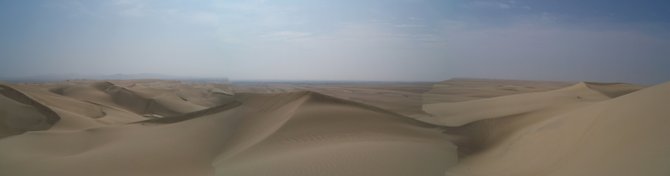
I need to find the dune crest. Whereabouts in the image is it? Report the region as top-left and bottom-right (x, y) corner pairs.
(0, 79), (667, 176)
(0, 84), (60, 138)
(213, 92), (457, 176)
(579, 81), (643, 97)
(422, 82), (622, 126)
(0, 85), (457, 176)
(445, 82), (670, 176)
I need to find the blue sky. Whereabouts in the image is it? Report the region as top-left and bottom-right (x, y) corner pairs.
(0, 0), (669, 84)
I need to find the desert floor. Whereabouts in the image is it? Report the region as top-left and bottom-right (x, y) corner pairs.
(1, 78), (668, 176)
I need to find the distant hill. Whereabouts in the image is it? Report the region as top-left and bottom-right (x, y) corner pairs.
(0, 73), (229, 83)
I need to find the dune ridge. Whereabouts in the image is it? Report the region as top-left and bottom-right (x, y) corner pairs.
(0, 84), (60, 138)
(422, 82), (641, 126)
(1, 79), (668, 176)
(0, 84), (457, 176)
(212, 91), (457, 176)
(442, 82), (670, 176)
(34, 81), (232, 128)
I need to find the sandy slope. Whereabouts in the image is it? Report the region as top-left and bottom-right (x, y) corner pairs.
(233, 82), (434, 118)
(213, 92), (456, 176)
(0, 84), (59, 138)
(0, 81), (456, 176)
(422, 78), (572, 104)
(0, 79), (668, 176)
(442, 82), (670, 176)
(422, 82), (640, 126)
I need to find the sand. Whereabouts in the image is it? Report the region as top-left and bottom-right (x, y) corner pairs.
(0, 78), (668, 176)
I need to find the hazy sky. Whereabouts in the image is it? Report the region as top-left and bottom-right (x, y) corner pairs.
(1, 0), (669, 84)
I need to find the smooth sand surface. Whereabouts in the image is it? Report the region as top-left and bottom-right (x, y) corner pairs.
(0, 78), (668, 176)
(423, 82), (640, 126)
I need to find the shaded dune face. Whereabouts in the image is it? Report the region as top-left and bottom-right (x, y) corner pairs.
(424, 82), (641, 155)
(422, 82), (636, 126)
(0, 84), (60, 138)
(580, 81), (643, 98)
(86, 81), (207, 116)
(447, 83), (669, 176)
(212, 92), (457, 176)
(101, 84), (184, 116)
(421, 80), (670, 176)
(43, 81), (234, 125)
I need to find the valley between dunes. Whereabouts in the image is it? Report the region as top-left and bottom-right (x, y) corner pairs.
(0, 78), (668, 176)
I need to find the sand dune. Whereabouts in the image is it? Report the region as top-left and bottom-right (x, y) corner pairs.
(0, 84), (59, 138)
(213, 92), (456, 175)
(0, 81), (457, 176)
(233, 82), (434, 118)
(0, 79), (668, 176)
(0, 102), (240, 176)
(422, 82), (641, 126)
(422, 78), (572, 104)
(443, 82), (670, 176)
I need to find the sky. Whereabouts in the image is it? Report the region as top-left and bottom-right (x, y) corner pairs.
(0, 0), (669, 84)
